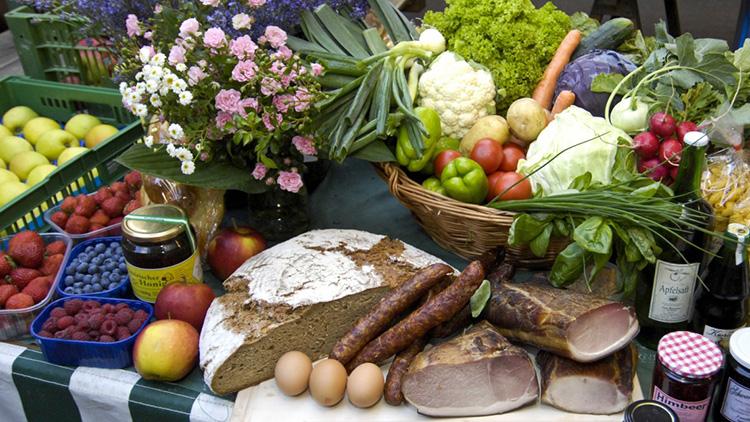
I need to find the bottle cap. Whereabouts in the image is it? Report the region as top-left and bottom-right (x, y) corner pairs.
(657, 331), (723, 378)
(624, 400), (679, 422)
(683, 131), (709, 147)
(730, 327), (750, 370)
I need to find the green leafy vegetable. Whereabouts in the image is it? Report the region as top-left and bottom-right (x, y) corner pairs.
(470, 279), (491, 318)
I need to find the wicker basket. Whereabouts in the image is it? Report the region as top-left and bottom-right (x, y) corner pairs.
(373, 162), (570, 269)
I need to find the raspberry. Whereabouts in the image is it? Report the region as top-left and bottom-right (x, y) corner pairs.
(114, 309), (134, 326)
(57, 316), (76, 330)
(105, 313), (117, 321)
(74, 312), (88, 322)
(89, 330), (100, 338)
(100, 319), (117, 336)
(88, 313), (105, 330)
(54, 326), (74, 339)
(50, 307), (67, 318)
(114, 302), (130, 311)
(37, 330), (53, 338)
(64, 298), (84, 316)
(101, 303), (114, 314)
(83, 300), (101, 311)
(75, 319), (91, 332)
(134, 309), (149, 320)
(71, 331), (91, 342)
(41, 317), (59, 333)
(127, 318), (146, 334)
(116, 326), (131, 341)
(99, 335), (115, 343)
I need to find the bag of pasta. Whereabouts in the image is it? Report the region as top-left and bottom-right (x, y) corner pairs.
(701, 148), (750, 232)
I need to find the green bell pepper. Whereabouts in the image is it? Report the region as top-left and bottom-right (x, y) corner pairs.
(421, 176), (446, 195)
(422, 136), (460, 175)
(396, 106), (442, 172)
(440, 157), (489, 204)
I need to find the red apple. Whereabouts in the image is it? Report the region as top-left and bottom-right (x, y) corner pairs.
(207, 224), (266, 280)
(154, 281), (215, 332)
(133, 319), (199, 382)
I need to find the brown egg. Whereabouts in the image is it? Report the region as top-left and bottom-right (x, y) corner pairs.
(347, 362), (384, 408)
(274, 351), (313, 396)
(309, 359), (348, 406)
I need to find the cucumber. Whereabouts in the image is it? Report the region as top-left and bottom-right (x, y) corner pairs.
(571, 18), (634, 61)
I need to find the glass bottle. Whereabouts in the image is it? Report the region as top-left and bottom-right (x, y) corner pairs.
(690, 223), (749, 350)
(635, 131), (714, 348)
(713, 327), (750, 422)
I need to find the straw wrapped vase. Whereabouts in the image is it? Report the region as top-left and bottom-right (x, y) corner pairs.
(373, 162), (570, 269)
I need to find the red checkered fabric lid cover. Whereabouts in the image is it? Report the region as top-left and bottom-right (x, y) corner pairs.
(657, 331), (723, 378)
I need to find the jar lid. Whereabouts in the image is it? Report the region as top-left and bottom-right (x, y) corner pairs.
(657, 331), (723, 378)
(121, 204), (188, 243)
(683, 131), (709, 147)
(730, 327), (750, 369)
(624, 400), (678, 422)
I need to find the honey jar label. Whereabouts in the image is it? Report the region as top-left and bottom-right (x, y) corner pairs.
(127, 250), (204, 302)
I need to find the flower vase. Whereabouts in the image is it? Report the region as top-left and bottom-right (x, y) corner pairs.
(248, 184), (309, 242)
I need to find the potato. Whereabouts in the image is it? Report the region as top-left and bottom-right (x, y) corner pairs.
(506, 98), (548, 142)
(458, 115), (510, 157)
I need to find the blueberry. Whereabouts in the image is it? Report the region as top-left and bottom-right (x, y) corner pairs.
(109, 273), (121, 283)
(87, 266), (99, 275)
(107, 282), (119, 290)
(73, 288), (83, 295)
(76, 262), (89, 273)
(102, 271), (111, 279)
(83, 274), (93, 284)
(74, 273), (84, 282)
(73, 282), (83, 289)
(109, 242), (118, 250)
(64, 275), (74, 286)
(106, 261), (116, 271)
(104, 249), (113, 257)
(82, 284), (93, 293)
(118, 256), (126, 264)
(118, 263), (127, 272)
(64, 286), (74, 294)
(93, 256), (103, 266)
(92, 274), (100, 284)
(93, 283), (103, 292)
(65, 266), (76, 276)
(94, 243), (106, 253)
(85, 246), (94, 253)
(112, 269), (121, 276)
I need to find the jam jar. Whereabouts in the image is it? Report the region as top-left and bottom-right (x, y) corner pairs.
(121, 204), (203, 302)
(650, 331), (723, 422)
(713, 327), (750, 421)
(623, 400), (679, 422)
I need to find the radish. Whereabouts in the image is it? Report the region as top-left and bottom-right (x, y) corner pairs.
(659, 138), (682, 167)
(649, 112), (676, 138)
(632, 132), (660, 159)
(638, 157), (669, 181)
(669, 165), (680, 180)
(675, 121), (698, 143)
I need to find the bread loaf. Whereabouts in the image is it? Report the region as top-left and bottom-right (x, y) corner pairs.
(199, 229), (448, 395)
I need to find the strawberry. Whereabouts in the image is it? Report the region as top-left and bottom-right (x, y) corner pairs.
(22, 277), (51, 303)
(73, 194), (97, 218)
(45, 240), (68, 256)
(108, 181), (128, 195)
(114, 190), (132, 203)
(65, 215), (90, 234)
(5, 293), (35, 310)
(9, 268), (42, 290)
(123, 199), (141, 216)
(39, 253), (65, 276)
(92, 187), (113, 206)
(8, 231), (45, 269)
(0, 285), (20, 308)
(88, 223), (106, 236)
(133, 190), (141, 202)
(60, 196), (77, 214)
(0, 252), (14, 278)
(101, 197), (126, 218)
(49, 211), (69, 229)
(124, 171), (142, 191)
(89, 209), (111, 226)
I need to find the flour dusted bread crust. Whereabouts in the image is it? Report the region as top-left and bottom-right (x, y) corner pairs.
(199, 229), (448, 395)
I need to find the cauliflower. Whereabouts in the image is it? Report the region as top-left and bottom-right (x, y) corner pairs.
(417, 51), (497, 139)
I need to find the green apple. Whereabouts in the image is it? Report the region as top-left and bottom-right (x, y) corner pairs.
(65, 114), (101, 140)
(23, 117), (61, 146)
(0, 168), (20, 184)
(3, 106), (38, 134)
(10, 151), (49, 181)
(57, 146), (88, 166)
(0, 181), (30, 207)
(0, 136), (33, 163)
(26, 163), (57, 186)
(84, 124), (119, 148)
(0, 125), (11, 139)
(133, 319), (199, 382)
(36, 129), (80, 160)
(0, 157), (4, 169)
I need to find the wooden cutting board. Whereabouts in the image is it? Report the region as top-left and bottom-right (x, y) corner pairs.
(230, 358), (644, 422)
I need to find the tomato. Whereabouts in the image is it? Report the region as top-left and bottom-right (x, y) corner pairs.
(433, 150), (463, 179)
(493, 172), (532, 201)
(486, 171), (506, 202)
(469, 138), (504, 174)
(499, 143), (526, 172)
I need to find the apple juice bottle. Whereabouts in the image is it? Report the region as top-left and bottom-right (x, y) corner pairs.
(635, 131), (714, 349)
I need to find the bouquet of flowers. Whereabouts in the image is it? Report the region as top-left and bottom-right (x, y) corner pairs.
(116, 3), (331, 193)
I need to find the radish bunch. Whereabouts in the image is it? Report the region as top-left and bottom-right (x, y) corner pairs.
(633, 112), (698, 183)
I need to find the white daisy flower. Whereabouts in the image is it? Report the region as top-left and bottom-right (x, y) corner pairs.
(142, 64), (153, 75)
(194, 143), (202, 151)
(178, 91), (193, 106)
(135, 82), (147, 95)
(168, 123), (184, 140)
(181, 160), (195, 175)
(146, 66), (163, 80)
(128, 90), (141, 104)
(151, 53), (166, 67)
(174, 147), (194, 162)
(174, 78), (187, 91)
(163, 73), (176, 87)
(210, 81), (220, 90)
(145, 78), (160, 93)
(138, 47), (152, 63)
(132, 103), (148, 117)
(119, 82), (128, 94)
(166, 143), (176, 157)
(149, 94), (162, 107)
(159, 86), (170, 96)
(143, 135), (154, 147)
(175, 63), (187, 72)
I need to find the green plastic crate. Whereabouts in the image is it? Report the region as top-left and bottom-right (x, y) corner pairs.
(5, 5), (116, 87)
(0, 75), (143, 234)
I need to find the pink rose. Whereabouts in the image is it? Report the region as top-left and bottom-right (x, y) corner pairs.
(278, 171), (303, 193)
(274, 45), (293, 60)
(260, 76), (281, 96)
(215, 89), (242, 114)
(229, 35), (258, 60)
(215, 111), (235, 132)
(311, 63), (323, 76)
(143, 31), (153, 40)
(179, 18), (200, 38)
(294, 88), (311, 112)
(168, 45), (186, 65)
(262, 113), (282, 131)
(248, 0), (266, 6)
(231, 60), (259, 82)
(264, 26), (287, 48)
(241, 97), (259, 111)
(126, 14), (141, 38)
(252, 163), (267, 180)
(269, 60), (285, 75)
(232, 13), (253, 30)
(201, 0), (219, 6)
(187, 66), (207, 86)
(292, 136), (317, 155)
(203, 27), (226, 49)
(272, 94), (294, 113)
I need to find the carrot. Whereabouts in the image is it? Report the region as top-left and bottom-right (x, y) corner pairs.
(549, 90), (576, 122)
(532, 29), (582, 110)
